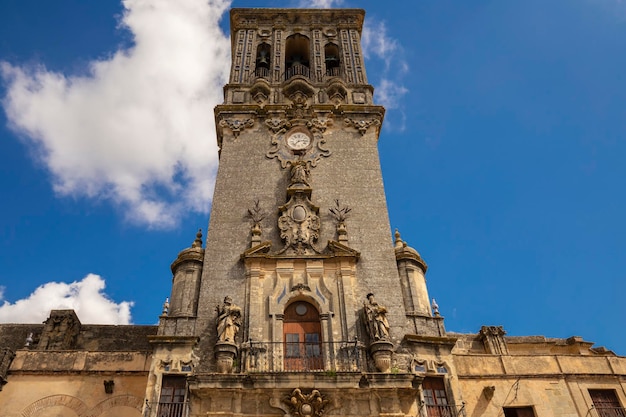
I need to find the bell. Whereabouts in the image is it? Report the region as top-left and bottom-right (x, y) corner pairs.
(258, 50), (269, 65)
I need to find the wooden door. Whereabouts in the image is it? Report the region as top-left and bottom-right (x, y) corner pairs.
(283, 301), (322, 371)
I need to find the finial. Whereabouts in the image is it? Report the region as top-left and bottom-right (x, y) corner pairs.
(192, 229), (203, 248)
(431, 298), (440, 316)
(25, 332), (33, 347)
(162, 297), (170, 315)
(394, 229), (404, 249)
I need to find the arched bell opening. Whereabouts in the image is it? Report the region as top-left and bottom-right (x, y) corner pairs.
(285, 34), (311, 80)
(255, 43), (271, 79)
(324, 43), (341, 77)
(283, 300), (322, 371)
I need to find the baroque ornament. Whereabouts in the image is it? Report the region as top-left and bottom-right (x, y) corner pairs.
(219, 118), (255, 138)
(266, 125), (331, 169)
(282, 389), (331, 417)
(277, 192), (321, 256)
(344, 117), (381, 135)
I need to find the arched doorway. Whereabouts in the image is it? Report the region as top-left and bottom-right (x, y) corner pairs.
(283, 300), (322, 371)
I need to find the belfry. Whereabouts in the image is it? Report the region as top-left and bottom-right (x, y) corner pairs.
(147, 7), (442, 416)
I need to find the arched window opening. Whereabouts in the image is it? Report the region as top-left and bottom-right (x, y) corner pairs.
(255, 43), (271, 79)
(283, 300), (322, 370)
(285, 34), (310, 80)
(324, 43), (340, 77)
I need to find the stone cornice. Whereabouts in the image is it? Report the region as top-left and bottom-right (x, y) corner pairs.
(148, 335), (199, 345)
(403, 334), (458, 347)
(230, 8), (365, 34)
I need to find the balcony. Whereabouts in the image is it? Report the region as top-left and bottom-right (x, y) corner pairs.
(325, 66), (341, 78)
(153, 401), (189, 417)
(426, 405), (466, 417)
(594, 407), (626, 417)
(284, 63), (310, 81)
(241, 340), (363, 373)
(254, 66), (270, 80)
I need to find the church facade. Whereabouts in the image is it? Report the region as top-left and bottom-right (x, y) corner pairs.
(0, 8), (625, 417)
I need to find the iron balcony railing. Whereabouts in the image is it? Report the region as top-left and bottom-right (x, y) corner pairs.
(254, 66), (270, 80)
(426, 404), (466, 417)
(154, 401), (189, 417)
(284, 63), (310, 81)
(593, 407), (626, 417)
(241, 340), (363, 373)
(325, 66), (341, 77)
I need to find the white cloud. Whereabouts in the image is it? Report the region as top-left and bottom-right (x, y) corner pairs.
(297, 0), (343, 7)
(361, 18), (409, 129)
(1, 0), (232, 228)
(0, 274), (133, 325)
(376, 79), (409, 110)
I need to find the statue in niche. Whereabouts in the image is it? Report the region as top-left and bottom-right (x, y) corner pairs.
(363, 293), (390, 341)
(290, 160), (310, 186)
(216, 296), (242, 343)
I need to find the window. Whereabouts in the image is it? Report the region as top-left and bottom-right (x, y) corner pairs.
(589, 389), (626, 417)
(158, 375), (186, 417)
(423, 377), (454, 417)
(503, 407), (536, 417)
(283, 301), (322, 370)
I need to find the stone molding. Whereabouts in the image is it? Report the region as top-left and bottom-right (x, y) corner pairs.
(21, 394), (143, 417)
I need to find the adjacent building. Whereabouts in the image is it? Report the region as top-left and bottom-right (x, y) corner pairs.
(0, 8), (624, 417)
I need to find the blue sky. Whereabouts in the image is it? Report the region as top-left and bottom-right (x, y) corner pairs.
(1, 0), (625, 355)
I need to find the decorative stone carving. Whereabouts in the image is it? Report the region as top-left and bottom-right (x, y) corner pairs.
(38, 310), (81, 350)
(282, 389), (330, 417)
(219, 118), (255, 138)
(216, 296), (242, 343)
(0, 347), (15, 390)
(289, 160), (311, 187)
(247, 199), (267, 246)
(276, 163), (321, 256)
(369, 340), (394, 373)
(266, 126), (331, 169)
(479, 325), (509, 355)
(214, 296), (242, 374)
(344, 117), (381, 135)
(277, 190), (321, 255)
(265, 117), (292, 134)
(363, 293), (390, 341)
(329, 199), (351, 244)
(307, 116), (332, 134)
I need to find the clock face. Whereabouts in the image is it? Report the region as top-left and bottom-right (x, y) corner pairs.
(286, 132), (311, 150)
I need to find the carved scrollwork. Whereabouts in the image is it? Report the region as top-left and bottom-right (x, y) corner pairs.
(282, 389), (331, 417)
(278, 191), (321, 256)
(344, 117), (381, 136)
(219, 118), (255, 138)
(307, 116), (332, 133)
(265, 117), (292, 134)
(267, 129), (331, 169)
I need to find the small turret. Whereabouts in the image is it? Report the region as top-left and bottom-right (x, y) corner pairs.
(168, 229), (204, 317)
(394, 229), (431, 317)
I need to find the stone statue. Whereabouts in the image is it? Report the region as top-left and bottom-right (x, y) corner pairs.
(216, 296), (242, 343)
(290, 160), (310, 186)
(364, 293), (390, 341)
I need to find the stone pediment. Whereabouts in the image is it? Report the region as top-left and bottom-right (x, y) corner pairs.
(327, 240), (360, 259)
(241, 241), (272, 259)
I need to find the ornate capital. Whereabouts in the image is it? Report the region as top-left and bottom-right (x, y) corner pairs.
(344, 117), (381, 135)
(265, 117), (292, 134)
(219, 118), (255, 138)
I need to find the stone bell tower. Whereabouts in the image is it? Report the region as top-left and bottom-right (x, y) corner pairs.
(146, 8), (454, 417)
